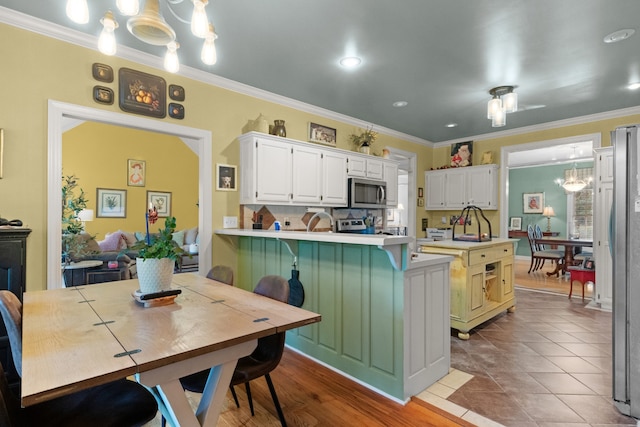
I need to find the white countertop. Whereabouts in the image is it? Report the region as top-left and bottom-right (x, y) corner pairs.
(214, 229), (413, 246)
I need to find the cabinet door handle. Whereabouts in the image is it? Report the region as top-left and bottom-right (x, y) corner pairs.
(481, 254), (485, 258)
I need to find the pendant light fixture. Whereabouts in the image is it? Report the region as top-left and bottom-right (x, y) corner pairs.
(65, 0), (219, 73)
(558, 146), (589, 192)
(487, 86), (518, 127)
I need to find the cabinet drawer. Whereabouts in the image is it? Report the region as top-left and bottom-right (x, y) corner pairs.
(468, 249), (495, 266)
(495, 244), (513, 259)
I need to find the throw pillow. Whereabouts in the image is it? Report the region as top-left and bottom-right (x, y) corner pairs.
(134, 231), (146, 242)
(118, 230), (137, 247)
(172, 230), (185, 246)
(98, 232), (124, 252)
(184, 226), (198, 245)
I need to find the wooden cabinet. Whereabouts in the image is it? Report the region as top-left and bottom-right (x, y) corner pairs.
(418, 239), (516, 339)
(240, 133), (347, 206)
(594, 147), (613, 309)
(424, 164), (498, 210)
(0, 228), (31, 390)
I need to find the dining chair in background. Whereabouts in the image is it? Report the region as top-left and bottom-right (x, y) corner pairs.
(206, 265), (234, 286)
(179, 275), (291, 427)
(0, 290), (158, 427)
(527, 225), (564, 275)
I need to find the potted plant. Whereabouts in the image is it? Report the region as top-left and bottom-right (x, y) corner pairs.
(61, 174), (92, 264)
(348, 126), (378, 155)
(131, 210), (184, 294)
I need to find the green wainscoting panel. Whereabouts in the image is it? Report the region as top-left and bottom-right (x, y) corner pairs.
(235, 236), (405, 400)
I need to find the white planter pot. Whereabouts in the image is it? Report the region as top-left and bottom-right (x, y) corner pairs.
(136, 257), (174, 294)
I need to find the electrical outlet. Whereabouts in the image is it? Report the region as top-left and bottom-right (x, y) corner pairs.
(421, 218), (428, 231)
(223, 216), (238, 228)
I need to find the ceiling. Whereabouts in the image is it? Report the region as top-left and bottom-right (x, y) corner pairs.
(2, 0), (640, 144)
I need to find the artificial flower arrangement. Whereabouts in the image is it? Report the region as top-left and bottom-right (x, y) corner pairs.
(348, 126), (378, 152)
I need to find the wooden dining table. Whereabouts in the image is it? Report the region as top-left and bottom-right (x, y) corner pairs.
(21, 274), (321, 427)
(534, 236), (593, 276)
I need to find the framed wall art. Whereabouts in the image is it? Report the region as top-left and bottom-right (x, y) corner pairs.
(216, 163), (237, 191)
(308, 122), (337, 146)
(147, 191), (172, 217)
(127, 159), (145, 187)
(450, 141), (473, 167)
(523, 192), (544, 214)
(509, 217), (522, 231)
(96, 188), (127, 218)
(118, 68), (166, 118)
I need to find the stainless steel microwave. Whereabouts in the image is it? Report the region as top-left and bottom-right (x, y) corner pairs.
(348, 178), (387, 208)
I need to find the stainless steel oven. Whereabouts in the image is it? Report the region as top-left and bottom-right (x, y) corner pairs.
(348, 178), (386, 209)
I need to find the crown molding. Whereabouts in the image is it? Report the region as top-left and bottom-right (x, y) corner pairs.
(0, 6), (432, 147)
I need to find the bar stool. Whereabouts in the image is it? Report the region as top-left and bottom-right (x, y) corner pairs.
(567, 266), (595, 300)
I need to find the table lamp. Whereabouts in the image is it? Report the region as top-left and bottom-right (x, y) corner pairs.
(77, 208), (94, 230)
(542, 206), (555, 232)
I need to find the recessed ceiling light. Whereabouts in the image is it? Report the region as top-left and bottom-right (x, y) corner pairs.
(445, 123), (458, 128)
(628, 82), (640, 90)
(339, 56), (362, 68)
(603, 29), (635, 43)
(392, 101), (408, 107)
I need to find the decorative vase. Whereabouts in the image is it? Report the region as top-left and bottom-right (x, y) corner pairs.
(272, 120), (286, 137)
(136, 257), (174, 294)
(359, 142), (370, 155)
(255, 114), (269, 133)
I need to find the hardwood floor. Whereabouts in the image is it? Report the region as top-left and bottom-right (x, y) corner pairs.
(146, 349), (476, 426)
(513, 257), (594, 299)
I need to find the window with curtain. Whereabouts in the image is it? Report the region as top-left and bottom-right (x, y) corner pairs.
(565, 166), (593, 239)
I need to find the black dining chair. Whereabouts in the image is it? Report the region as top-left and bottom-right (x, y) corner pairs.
(0, 290), (158, 427)
(527, 225), (564, 274)
(179, 275), (290, 427)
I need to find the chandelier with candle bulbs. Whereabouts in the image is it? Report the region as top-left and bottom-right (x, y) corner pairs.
(65, 0), (218, 73)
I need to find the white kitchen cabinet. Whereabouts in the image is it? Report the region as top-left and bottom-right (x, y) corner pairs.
(424, 164), (498, 210)
(593, 147), (613, 309)
(240, 132), (349, 206)
(347, 154), (384, 180)
(321, 151), (348, 205)
(383, 161), (398, 207)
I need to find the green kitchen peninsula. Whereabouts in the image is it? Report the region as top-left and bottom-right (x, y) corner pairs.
(215, 229), (453, 402)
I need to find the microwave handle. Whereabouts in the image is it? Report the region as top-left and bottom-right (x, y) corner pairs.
(378, 186), (386, 203)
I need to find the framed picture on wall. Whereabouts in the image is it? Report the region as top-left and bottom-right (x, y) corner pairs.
(127, 159), (145, 186)
(523, 192), (544, 214)
(96, 188), (127, 218)
(147, 191), (171, 217)
(509, 217), (522, 231)
(216, 163), (237, 191)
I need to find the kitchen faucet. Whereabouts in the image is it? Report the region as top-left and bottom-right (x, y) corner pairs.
(306, 211), (334, 232)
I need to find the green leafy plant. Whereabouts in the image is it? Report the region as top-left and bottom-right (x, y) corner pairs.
(131, 216), (184, 261)
(348, 126), (378, 150)
(61, 174), (92, 262)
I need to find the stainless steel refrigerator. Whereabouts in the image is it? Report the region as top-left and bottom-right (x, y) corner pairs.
(612, 125), (640, 419)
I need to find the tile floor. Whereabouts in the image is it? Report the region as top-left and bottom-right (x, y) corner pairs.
(418, 287), (638, 427)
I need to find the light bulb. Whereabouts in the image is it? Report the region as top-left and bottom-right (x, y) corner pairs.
(164, 41), (180, 73)
(491, 108), (506, 127)
(98, 11), (118, 56)
(502, 91), (518, 113)
(66, 0), (89, 24)
(487, 96), (501, 119)
(201, 25), (218, 65)
(191, 0), (210, 38)
(116, 0), (139, 16)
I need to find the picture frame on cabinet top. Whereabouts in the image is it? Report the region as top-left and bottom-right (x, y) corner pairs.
(308, 122), (336, 146)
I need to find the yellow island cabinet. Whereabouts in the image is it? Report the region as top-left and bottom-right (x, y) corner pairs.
(419, 238), (516, 339)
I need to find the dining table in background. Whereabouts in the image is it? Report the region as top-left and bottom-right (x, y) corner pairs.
(21, 274), (321, 427)
(534, 236), (593, 276)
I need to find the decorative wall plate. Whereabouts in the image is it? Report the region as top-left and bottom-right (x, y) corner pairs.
(168, 84), (185, 101)
(92, 63), (113, 82)
(93, 86), (114, 105)
(168, 103), (184, 119)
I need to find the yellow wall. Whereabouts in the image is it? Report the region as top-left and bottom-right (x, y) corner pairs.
(63, 122), (199, 239)
(0, 23), (432, 291)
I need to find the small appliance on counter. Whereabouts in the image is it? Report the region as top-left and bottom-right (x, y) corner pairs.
(425, 228), (452, 241)
(336, 219), (367, 234)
